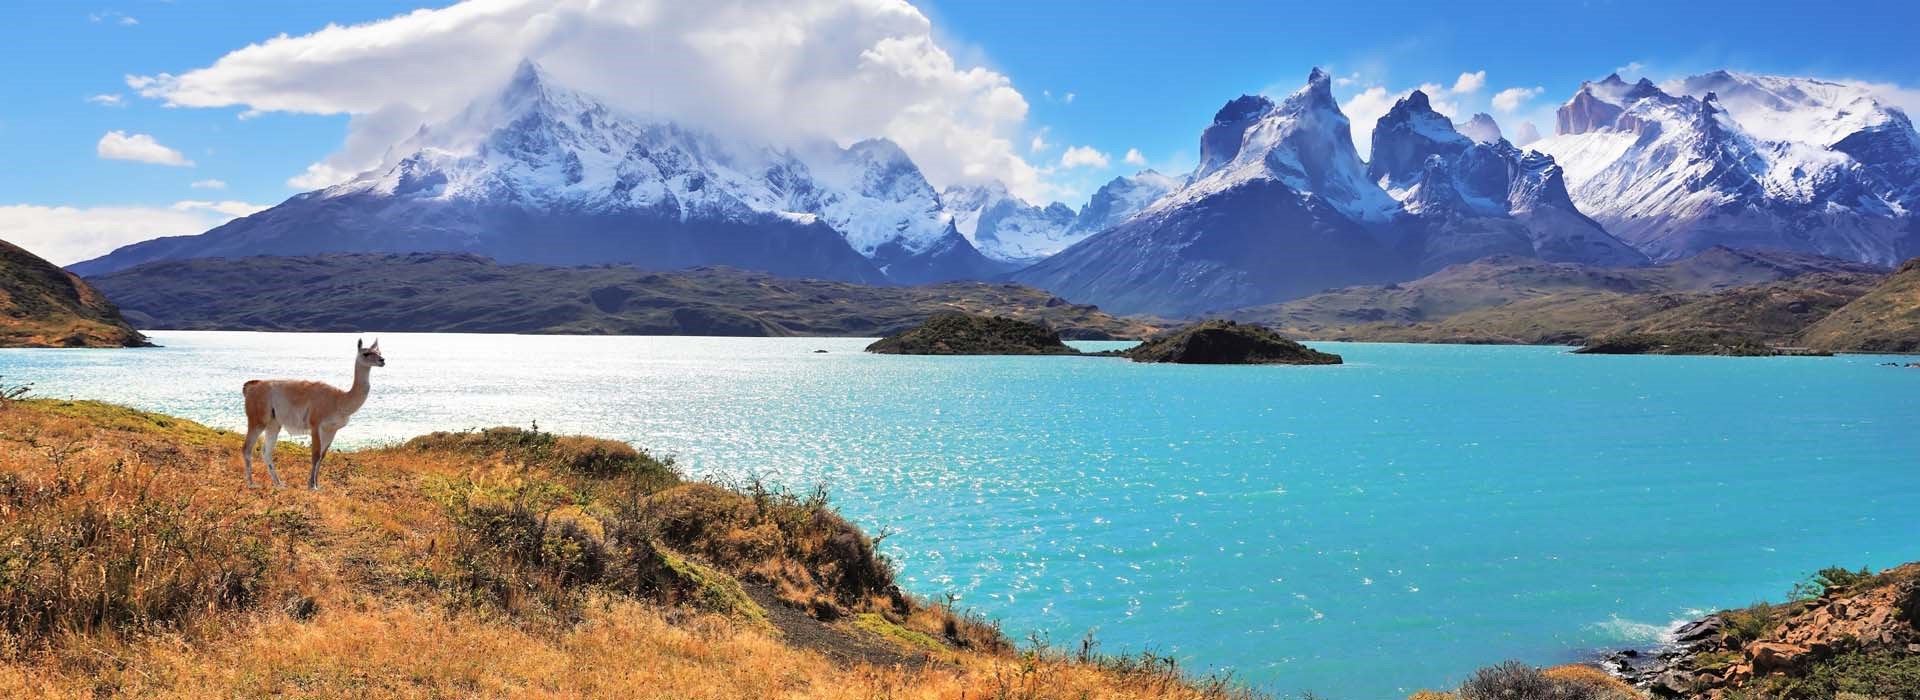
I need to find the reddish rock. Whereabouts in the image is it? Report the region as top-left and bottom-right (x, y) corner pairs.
(1746, 642), (1808, 675)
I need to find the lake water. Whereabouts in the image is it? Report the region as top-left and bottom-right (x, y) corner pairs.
(4, 331), (1918, 698)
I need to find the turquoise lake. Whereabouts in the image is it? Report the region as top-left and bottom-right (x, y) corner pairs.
(4, 331), (1917, 698)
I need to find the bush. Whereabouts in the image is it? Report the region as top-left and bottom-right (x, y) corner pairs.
(1736, 651), (1920, 700)
(1457, 661), (1638, 700)
(432, 485), (609, 620)
(1725, 602), (1783, 644)
(634, 481), (897, 614)
(1791, 565), (1878, 600)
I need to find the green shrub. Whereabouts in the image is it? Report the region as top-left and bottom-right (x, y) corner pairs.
(1725, 602), (1783, 644)
(1791, 565), (1877, 600)
(1737, 651), (1920, 700)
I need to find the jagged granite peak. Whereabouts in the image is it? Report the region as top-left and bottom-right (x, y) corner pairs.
(1557, 84), (1626, 135)
(1457, 113), (1504, 144)
(1369, 89), (1473, 189)
(69, 59), (1003, 284)
(1198, 94), (1275, 176)
(1172, 67), (1398, 223)
(1369, 93), (1646, 270)
(1015, 67), (1659, 317)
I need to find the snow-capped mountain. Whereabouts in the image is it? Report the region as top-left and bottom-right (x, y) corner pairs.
(1074, 170), (1182, 233)
(802, 138), (1000, 283)
(1369, 90), (1646, 270)
(1014, 70), (1645, 317)
(939, 181), (1075, 265)
(1532, 72), (1918, 264)
(71, 61), (997, 284)
(1671, 70), (1920, 214)
(940, 170), (1179, 264)
(1015, 69), (1418, 316)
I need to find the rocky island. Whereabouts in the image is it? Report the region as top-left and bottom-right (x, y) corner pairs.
(0, 239), (148, 348)
(864, 313), (1083, 355)
(1125, 320), (1343, 365)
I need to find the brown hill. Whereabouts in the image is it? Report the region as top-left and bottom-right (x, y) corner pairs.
(0, 239), (147, 348)
(1228, 249), (1888, 347)
(1799, 257), (1920, 352)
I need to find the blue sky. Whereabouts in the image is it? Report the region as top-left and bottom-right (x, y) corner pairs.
(6, 0), (1920, 264)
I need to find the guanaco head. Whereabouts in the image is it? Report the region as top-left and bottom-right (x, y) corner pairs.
(356, 338), (386, 368)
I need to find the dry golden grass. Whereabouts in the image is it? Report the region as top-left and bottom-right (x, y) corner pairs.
(0, 398), (1262, 699)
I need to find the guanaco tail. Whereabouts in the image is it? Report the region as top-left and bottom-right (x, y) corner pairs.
(242, 339), (385, 489)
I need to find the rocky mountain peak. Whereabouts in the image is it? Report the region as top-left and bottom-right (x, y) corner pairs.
(1458, 113), (1504, 144)
(1291, 66), (1340, 111)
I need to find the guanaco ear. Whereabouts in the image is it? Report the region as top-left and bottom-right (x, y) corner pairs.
(357, 338), (364, 351)
(371, 339), (380, 351)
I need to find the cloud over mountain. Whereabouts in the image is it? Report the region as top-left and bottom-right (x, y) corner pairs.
(127, 0), (1051, 200)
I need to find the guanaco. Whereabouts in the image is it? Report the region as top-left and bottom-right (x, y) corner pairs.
(242, 339), (384, 489)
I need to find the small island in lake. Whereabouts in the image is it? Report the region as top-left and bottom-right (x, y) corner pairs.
(1125, 320), (1342, 365)
(1572, 331), (1826, 357)
(864, 313), (1082, 355)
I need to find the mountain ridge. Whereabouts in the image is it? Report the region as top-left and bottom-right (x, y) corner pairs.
(86, 252), (1160, 340)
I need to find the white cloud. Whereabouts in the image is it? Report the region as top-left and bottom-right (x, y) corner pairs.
(1341, 86), (1397, 159)
(86, 93), (126, 107)
(1123, 148), (1146, 166)
(190, 179), (228, 190)
(1451, 71), (1486, 95)
(125, 0), (1056, 200)
(170, 200), (270, 217)
(1616, 61), (1647, 76)
(1059, 145), (1109, 169)
(1063, 91), (1076, 104)
(1492, 86), (1545, 113)
(286, 162), (358, 190)
(89, 11), (137, 25)
(96, 131), (193, 166)
(1029, 127), (1051, 153)
(0, 201), (265, 265)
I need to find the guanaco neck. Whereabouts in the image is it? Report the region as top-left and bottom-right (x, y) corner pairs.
(342, 362), (373, 415)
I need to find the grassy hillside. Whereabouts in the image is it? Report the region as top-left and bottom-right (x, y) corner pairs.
(1800, 257), (1920, 352)
(0, 239), (147, 348)
(87, 253), (1161, 340)
(1226, 249), (1892, 348)
(0, 394), (1255, 698)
